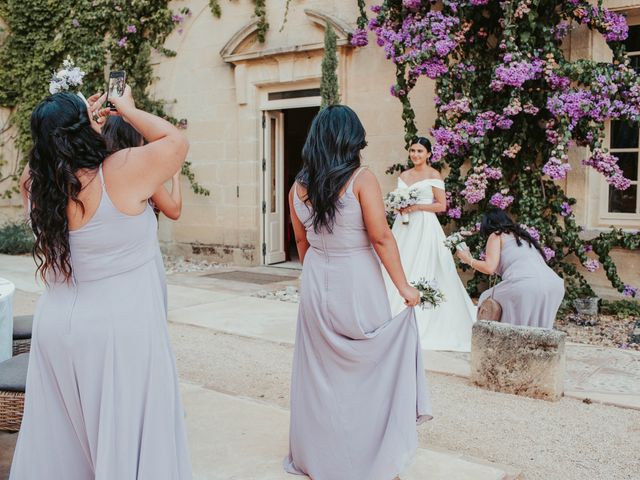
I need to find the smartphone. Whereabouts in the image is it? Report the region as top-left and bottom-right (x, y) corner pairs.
(105, 70), (126, 111)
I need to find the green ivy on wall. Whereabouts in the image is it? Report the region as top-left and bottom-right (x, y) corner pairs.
(0, 0), (209, 197)
(209, 0), (269, 42)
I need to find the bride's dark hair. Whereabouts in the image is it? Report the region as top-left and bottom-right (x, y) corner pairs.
(28, 92), (109, 282)
(296, 105), (367, 232)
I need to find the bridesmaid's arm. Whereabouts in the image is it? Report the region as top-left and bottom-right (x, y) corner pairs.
(150, 171), (182, 220)
(457, 233), (502, 275)
(289, 185), (310, 264)
(356, 170), (419, 306)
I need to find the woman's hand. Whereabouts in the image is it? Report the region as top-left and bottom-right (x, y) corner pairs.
(86, 92), (110, 131)
(109, 84), (136, 115)
(456, 249), (474, 265)
(399, 205), (419, 216)
(399, 284), (421, 307)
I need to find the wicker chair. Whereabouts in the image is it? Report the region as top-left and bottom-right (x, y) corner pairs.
(0, 352), (29, 432)
(12, 315), (33, 356)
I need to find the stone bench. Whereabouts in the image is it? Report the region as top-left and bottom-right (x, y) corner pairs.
(470, 321), (566, 401)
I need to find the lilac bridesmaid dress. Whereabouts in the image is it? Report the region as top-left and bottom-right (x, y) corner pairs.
(478, 234), (565, 329)
(10, 166), (191, 479)
(284, 168), (432, 480)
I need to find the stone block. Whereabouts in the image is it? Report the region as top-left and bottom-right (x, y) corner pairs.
(470, 321), (566, 401)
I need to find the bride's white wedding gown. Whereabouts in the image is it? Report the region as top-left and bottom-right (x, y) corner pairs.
(384, 177), (476, 352)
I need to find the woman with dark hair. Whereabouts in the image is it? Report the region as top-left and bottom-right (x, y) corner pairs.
(102, 116), (182, 220)
(284, 105), (431, 480)
(456, 209), (565, 329)
(384, 136), (476, 352)
(11, 88), (192, 478)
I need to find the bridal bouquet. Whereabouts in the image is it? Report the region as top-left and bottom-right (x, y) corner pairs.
(411, 278), (446, 310)
(384, 187), (419, 224)
(49, 57), (89, 105)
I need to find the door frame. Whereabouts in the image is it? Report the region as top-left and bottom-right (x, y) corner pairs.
(259, 83), (320, 265)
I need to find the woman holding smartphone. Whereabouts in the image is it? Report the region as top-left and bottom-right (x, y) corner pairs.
(383, 137), (476, 352)
(11, 87), (192, 479)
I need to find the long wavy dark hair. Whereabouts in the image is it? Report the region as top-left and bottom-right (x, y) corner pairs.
(296, 105), (367, 232)
(480, 209), (545, 258)
(28, 92), (109, 282)
(101, 116), (143, 152)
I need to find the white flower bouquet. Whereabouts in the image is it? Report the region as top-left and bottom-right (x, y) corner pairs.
(443, 229), (472, 252)
(49, 57), (89, 106)
(384, 187), (419, 224)
(411, 278), (446, 310)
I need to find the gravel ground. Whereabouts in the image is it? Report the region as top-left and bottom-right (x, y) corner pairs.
(556, 314), (639, 351)
(169, 321), (640, 480)
(162, 255), (226, 275)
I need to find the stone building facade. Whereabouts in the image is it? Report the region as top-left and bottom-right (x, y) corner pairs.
(0, 0), (638, 296)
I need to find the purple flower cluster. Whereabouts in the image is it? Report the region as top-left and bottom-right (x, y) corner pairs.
(553, 20), (570, 40)
(127, 25), (137, 33)
(521, 224), (541, 242)
(351, 28), (369, 47)
(371, 9), (460, 84)
(546, 73), (571, 90)
(583, 259), (600, 272)
(402, 0), (422, 9)
(623, 284), (638, 298)
(439, 97), (471, 118)
(582, 150), (632, 190)
(491, 59), (544, 91)
(543, 156), (572, 180)
(601, 9), (629, 42)
(72, 18), (80, 28)
(489, 192), (514, 210)
(430, 110), (513, 161)
(117, 37), (127, 48)
(485, 167), (503, 180)
(461, 169), (488, 203)
(560, 202), (573, 216)
(447, 207), (462, 219)
(543, 247), (556, 261)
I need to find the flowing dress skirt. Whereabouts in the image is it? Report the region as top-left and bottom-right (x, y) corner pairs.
(284, 247), (432, 480)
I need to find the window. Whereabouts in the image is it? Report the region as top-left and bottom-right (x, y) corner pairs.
(605, 25), (640, 216)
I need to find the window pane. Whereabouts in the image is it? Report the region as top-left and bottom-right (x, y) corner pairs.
(609, 184), (637, 213)
(613, 152), (639, 180)
(629, 55), (640, 74)
(611, 120), (639, 149)
(625, 25), (640, 53)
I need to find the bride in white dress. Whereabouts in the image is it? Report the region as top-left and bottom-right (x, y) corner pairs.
(384, 137), (476, 352)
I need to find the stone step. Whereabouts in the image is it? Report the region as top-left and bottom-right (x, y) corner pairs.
(181, 383), (521, 480)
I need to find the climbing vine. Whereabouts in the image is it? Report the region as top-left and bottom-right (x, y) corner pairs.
(0, 0), (209, 197)
(354, 0), (639, 301)
(209, 0), (269, 42)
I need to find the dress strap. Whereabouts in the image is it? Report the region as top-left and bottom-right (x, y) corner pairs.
(98, 164), (106, 191)
(347, 166), (367, 193)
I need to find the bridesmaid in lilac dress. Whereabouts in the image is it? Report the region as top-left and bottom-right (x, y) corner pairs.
(11, 89), (191, 478)
(456, 209), (565, 329)
(284, 106), (432, 480)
